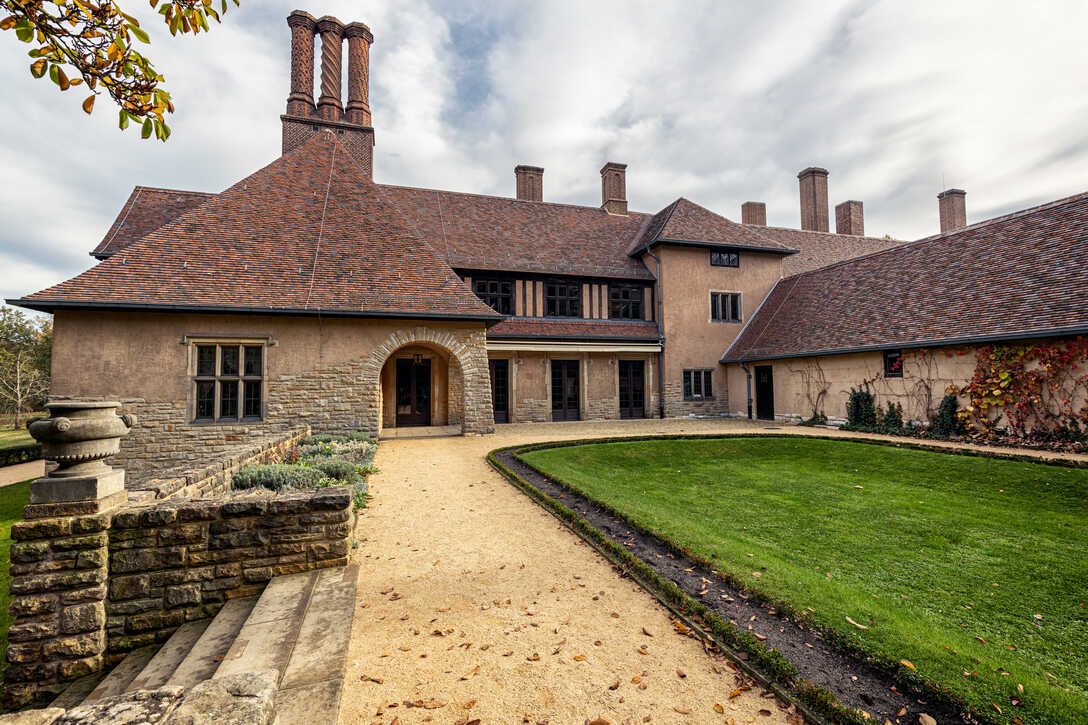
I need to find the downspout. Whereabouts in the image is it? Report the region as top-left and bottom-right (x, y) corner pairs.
(740, 361), (753, 419)
(645, 248), (666, 419)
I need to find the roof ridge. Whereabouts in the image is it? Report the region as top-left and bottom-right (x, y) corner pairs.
(774, 187), (1088, 284)
(132, 185), (216, 196)
(376, 181), (649, 217)
(749, 222), (901, 244)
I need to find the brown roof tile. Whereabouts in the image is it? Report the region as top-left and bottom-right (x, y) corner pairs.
(16, 132), (500, 321)
(376, 184), (655, 279)
(92, 186), (214, 259)
(630, 198), (797, 255)
(723, 191), (1088, 362)
(488, 317), (660, 341)
(749, 225), (903, 275)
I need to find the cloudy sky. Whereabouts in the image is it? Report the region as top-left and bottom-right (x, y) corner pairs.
(2, 0), (1088, 304)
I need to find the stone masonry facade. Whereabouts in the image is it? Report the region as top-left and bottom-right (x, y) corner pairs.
(663, 379), (730, 418)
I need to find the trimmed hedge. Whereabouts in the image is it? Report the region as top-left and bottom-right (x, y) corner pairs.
(0, 444), (42, 468)
(231, 464), (327, 492)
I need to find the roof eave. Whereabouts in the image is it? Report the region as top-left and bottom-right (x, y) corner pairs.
(637, 238), (800, 256)
(721, 325), (1088, 364)
(487, 333), (661, 343)
(6, 298), (503, 324)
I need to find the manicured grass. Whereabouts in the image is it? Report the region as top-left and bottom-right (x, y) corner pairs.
(520, 437), (1088, 724)
(0, 479), (31, 683)
(0, 425), (34, 451)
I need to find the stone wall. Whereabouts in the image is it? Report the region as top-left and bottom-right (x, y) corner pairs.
(663, 379), (731, 418)
(106, 486), (354, 659)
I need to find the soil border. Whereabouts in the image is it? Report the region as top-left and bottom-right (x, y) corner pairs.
(486, 433), (1036, 725)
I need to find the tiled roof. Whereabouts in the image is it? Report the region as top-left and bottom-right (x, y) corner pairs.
(376, 184), (656, 280)
(629, 198), (797, 255)
(748, 225), (903, 276)
(15, 132), (500, 321)
(723, 191), (1088, 362)
(91, 187), (214, 259)
(488, 317), (660, 341)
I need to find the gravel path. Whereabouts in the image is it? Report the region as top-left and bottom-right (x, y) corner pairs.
(340, 418), (795, 725)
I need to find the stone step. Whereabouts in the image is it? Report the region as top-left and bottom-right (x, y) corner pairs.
(48, 670), (107, 710)
(277, 565), (359, 725)
(214, 571), (318, 683)
(167, 596), (258, 690)
(124, 618), (210, 692)
(82, 644), (157, 704)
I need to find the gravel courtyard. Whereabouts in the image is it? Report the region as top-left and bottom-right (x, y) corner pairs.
(339, 418), (792, 725)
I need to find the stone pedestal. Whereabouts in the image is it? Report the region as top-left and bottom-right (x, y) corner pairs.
(3, 402), (133, 710)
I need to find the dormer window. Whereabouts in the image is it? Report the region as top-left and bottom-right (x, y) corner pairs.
(473, 278), (513, 315)
(545, 280), (582, 317)
(710, 250), (739, 267)
(608, 284), (644, 320)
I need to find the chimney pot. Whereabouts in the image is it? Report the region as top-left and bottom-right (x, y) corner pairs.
(798, 167), (829, 232)
(601, 162), (628, 215)
(938, 188), (967, 232)
(741, 201), (766, 226)
(515, 165), (544, 202)
(316, 16), (345, 121)
(344, 22), (373, 126)
(285, 10), (317, 116)
(835, 200), (864, 236)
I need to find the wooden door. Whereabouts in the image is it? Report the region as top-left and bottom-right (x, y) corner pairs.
(489, 359), (509, 424)
(550, 360), (580, 421)
(618, 360), (645, 419)
(395, 358), (431, 426)
(755, 365), (774, 421)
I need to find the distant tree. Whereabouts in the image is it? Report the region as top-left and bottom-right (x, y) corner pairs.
(1, 0), (239, 141)
(0, 306), (52, 428)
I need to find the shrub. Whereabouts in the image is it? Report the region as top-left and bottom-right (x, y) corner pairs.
(301, 432), (374, 445)
(232, 464), (326, 492)
(878, 401), (905, 435)
(845, 385), (877, 429)
(0, 443), (42, 467)
(929, 394), (964, 438)
(799, 411), (828, 427)
(309, 458), (362, 485)
(299, 438), (377, 464)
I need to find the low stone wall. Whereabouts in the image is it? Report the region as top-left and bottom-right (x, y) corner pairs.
(134, 427), (310, 502)
(106, 486), (354, 658)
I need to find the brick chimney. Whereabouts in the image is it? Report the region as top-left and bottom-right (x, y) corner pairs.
(835, 200), (864, 236)
(938, 189), (967, 232)
(515, 165), (543, 202)
(798, 167), (829, 232)
(281, 10), (376, 178)
(601, 162), (628, 215)
(741, 201), (766, 226)
(344, 22), (373, 125)
(285, 11), (317, 116)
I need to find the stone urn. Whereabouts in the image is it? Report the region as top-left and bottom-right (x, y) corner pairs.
(26, 401), (136, 505)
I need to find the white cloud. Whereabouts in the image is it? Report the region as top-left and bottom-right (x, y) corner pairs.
(2, 0), (1087, 302)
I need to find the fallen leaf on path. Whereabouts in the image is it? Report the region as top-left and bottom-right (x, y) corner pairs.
(464, 699), (477, 709)
(713, 703), (724, 713)
(900, 659), (915, 670)
(527, 653), (540, 661)
(676, 668), (686, 678)
(608, 680), (620, 691)
(673, 706), (692, 714)
(759, 710), (772, 717)
(637, 646), (649, 655)
(845, 616), (868, 630)
(574, 654), (586, 661)
(460, 665), (480, 680)
(918, 716), (936, 725)
(642, 626), (654, 637)
(360, 675), (383, 684)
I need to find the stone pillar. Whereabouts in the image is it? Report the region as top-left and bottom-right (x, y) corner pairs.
(3, 402), (134, 709)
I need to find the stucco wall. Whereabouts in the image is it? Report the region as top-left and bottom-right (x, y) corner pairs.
(653, 246), (785, 416)
(50, 311), (493, 482)
(725, 348), (981, 423)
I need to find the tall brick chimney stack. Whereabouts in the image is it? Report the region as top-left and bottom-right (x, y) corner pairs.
(316, 16), (345, 121)
(741, 201), (766, 226)
(835, 200), (864, 235)
(938, 189), (967, 232)
(601, 162), (628, 215)
(344, 22), (373, 125)
(515, 165), (544, 202)
(281, 10), (376, 178)
(798, 167), (829, 232)
(285, 11), (317, 116)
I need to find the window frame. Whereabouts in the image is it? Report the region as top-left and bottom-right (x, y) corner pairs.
(883, 349), (904, 378)
(682, 369), (714, 401)
(710, 291), (742, 323)
(472, 277), (514, 315)
(544, 279), (583, 318)
(189, 339), (267, 424)
(710, 250), (740, 267)
(608, 283), (645, 320)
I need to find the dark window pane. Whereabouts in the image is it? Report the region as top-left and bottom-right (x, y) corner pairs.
(196, 346), (216, 376)
(220, 380), (238, 419)
(711, 251), (739, 267)
(196, 380), (214, 419)
(221, 346), (239, 376)
(683, 371), (692, 400)
(244, 346), (262, 376)
(243, 380), (262, 418)
(711, 293), (721, 321)
(545, 280), (581, 317)
(884, 350), (903, 378)
(474, 279), (513, 315)
(609, 285), (643, 319)
(703, 371), (713, 398)
(730, 294), (741, 322)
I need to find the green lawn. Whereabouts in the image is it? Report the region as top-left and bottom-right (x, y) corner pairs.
(0, 425), (34, 451)
(0, 479), (30, 683)
(520, 437), (1088, 725)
